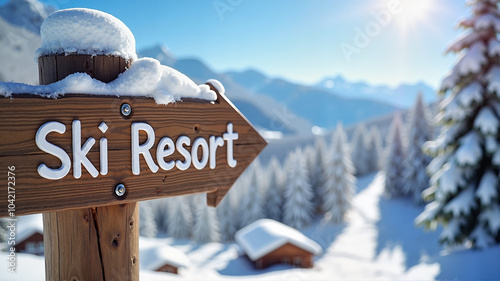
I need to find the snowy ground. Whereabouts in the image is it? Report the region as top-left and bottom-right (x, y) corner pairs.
(2, 173), (499, 280)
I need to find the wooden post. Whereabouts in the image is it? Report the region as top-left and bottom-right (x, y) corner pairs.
(38, 55), (131, 85)
(39, 55), (139, 281)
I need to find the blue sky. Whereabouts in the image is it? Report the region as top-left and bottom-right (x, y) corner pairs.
(24, 0), (469, 88)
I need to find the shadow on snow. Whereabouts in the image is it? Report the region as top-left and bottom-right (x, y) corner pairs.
(374, 194), (442, 271)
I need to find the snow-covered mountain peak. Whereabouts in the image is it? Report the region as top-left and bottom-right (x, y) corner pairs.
(138, 44), (176, 66)
(0, 0), (54, 34)
(224, 68), (271, 91)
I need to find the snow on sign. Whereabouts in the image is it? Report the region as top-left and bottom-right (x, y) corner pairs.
(0, 89), (267, 217)
(0, 8), (266, 218)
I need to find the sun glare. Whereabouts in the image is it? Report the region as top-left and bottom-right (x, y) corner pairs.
(395, 0), (433, 33)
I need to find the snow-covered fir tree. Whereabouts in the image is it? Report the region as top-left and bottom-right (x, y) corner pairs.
(264, 156), (285, 221)
(139, 201), (157, 238)
(257, 158), (271, 213)
(186, 193), (201, 219)
(151, 199), (169, 233)
(283, 148), (315, 229)
(238, 161), (264, 228)
(351, 123), (370, 176)
(384, 113), (406, 197)
(305, 137), (328, 211)
(403, 93), (433, 204)
(305, 145), (317, 206)
(192, 194), (220, 243)
(226, 174), (245, 231)
(366, 126), (383, 173)
(322, 123), (355, 223)
(166, 195), (192, 239)
(417, 0), (500, 248)
(216, 189), (237, 241)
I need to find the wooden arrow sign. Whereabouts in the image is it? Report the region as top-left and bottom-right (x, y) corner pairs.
(0, 89), (267, 217)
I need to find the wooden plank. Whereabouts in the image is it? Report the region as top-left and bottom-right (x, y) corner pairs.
(0, 92), (266, 216)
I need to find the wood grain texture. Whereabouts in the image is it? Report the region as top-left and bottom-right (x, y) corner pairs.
(43, 203), (139, 280)
(38, 55), (132, 85)
(0, 92), (267, 216)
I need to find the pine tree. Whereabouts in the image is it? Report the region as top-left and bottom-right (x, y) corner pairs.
(384, 113), (406, 197)
(264, 156), (285, 221)
(403, 93), (433, 204)
(366, 126), (383, 173)
(322, 123), (355, 223)
(351, 123), (370, 176)
(228, 175), (244, 231)
(167, 195), (192, 239)
(216, 190), (237, 241)
(306, 137), (328, 211)
(283, 148), (315, 229)
(239, 161), (264, 228)
(151, 198), (169, 234)
(256, 158), (270, 214)
(192, 194), (220, 243)
(417, 0), (500, 248)
(186, 193), (200, 218)
(139, 201), (158, 238)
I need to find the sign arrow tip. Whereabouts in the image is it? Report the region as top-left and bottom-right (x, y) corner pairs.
(205, 81), (267, 207)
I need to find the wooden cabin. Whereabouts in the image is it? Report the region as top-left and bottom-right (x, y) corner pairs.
(235, 219), (322, 269)
(16, 214), (44, 256)
(140, 243), (190, 274)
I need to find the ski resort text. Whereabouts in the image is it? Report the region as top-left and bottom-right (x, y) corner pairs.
(35, 120), (239, 180)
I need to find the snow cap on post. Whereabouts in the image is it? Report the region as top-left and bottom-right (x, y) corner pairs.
(35, 8), (137, 60)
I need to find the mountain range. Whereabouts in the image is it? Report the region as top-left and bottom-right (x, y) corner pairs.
(224, 69), (400, 128)
(315, 76), (436, 108)
(0, 0), (53, 34)
(0, 0), (437, 136)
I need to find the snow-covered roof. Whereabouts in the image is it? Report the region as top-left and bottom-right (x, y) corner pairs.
(140, 244), (190, 271)
(235, 219), (322, 261)
(35, 8), (137, 60)
(17, 214), (44, 242)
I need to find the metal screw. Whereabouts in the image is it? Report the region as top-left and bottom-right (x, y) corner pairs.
(121, 103), (131, 116)
(115, 184), (126, 197)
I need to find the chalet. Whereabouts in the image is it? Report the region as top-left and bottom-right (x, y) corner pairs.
(16, 214), (44, 256)
(140, 244), (190, 274)
(235, 219), (322, 269)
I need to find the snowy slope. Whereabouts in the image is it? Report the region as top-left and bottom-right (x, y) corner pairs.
(316, 75), (436, 108)
(0, 0), (55, 84)
(0, 0), (54, 35)
(4, 173), (499, 280)
(0, 16), (40, 84)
